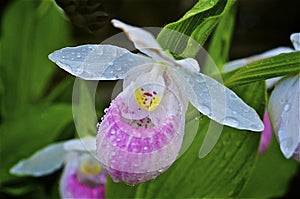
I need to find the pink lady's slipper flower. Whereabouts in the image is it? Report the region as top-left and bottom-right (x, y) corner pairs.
(10, 138), (106, 199)
(48, 19), (263, 184)
(224, 33), (300, 159)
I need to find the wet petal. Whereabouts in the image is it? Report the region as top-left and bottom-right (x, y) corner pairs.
(96, 93), (184, 185)
(268, 75), (300, 158)
(258, 111), (272, 154)
(111, 19), (172, 63)
(291, 33), (300, 51)
(60, 152), (106, 199)
(175, 57), (200, 72)
(170, 67), (264, 131)
(49, 44), (152, 80)
(10, 143), (66, 177)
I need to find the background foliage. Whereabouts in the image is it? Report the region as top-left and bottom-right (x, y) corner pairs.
(0, 0), (299, 198)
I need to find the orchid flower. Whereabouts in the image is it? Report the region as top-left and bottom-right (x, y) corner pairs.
(48, 19), (263, 185)
(10, 138), (107, 199)
(224, 33), (300, 160)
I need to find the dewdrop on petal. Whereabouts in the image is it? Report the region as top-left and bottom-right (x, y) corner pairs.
(49, 19), (264, 185)
(96, 72), (185, 184)
(269, 74), (300, 161)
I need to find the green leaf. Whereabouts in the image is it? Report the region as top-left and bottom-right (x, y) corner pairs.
(239, 134), (299, 198)
(0, 103), (72, 184)
(0, 0), (72, 119)
(105, 177), (137, 199)
(157, 0), (237, 58)
(223, 51), (300, 87)
(106, 81), (266, 198)
(205, 4), (236, 73)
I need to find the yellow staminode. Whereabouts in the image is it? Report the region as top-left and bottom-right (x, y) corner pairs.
(80, 161), (102, 175)
(134, 87), (161, 112)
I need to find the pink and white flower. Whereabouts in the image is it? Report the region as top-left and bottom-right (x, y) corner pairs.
(225, 33), (300, 161)
(10, 138), (106, 198)
(49, 19), (264, 184)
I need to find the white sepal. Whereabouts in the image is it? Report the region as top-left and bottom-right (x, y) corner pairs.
(176, 57), (200, 72)
(49, 44), (152, 80)
(111, 19), (171, 63)
(269, 75), (300, 158)
(291, 33), (300, 51)
(170, 67), (264, 131)
(10, 143), (66, 177)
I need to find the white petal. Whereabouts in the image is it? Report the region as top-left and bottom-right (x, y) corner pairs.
(224, 47), (294, 72)
(176, 58), (200, 72)
(291, 33), (300, 51)
(10, 143), (65, 177)
(111, 19), (170, 62)
(269, 75), (300, 158)
(48, 44), (152, 80)
(170, 67), (264, 131)
(64, 137), (97, 152)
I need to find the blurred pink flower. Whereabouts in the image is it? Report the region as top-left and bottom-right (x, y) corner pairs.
(258, 111), (272, 154)
(10, 138), (107, 198)
(60, 152), (106, 199)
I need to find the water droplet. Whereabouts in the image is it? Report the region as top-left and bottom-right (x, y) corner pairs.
(225, 168), (233, 174)
(280, 138), (294, 155)
(96, 122), (101, 129)
(224, 152), (231, 158)
(249, 123), (258, 130)
(143, 146), (148, 151)
(108, 62), (113, 65)
(104, 108), (108, 113)
(284, 103), (291, 112)
(76, 53), (81, 58)
(243, 109), (249, 113)
(235, 140), (241, 147)
(195, 78), (205, 83)
(200, 104), (211, 115)
(225, 117), (239, 128)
